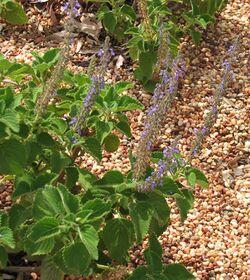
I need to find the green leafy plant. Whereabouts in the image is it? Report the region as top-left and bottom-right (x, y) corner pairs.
(0, 46), (212, 280)
(0, 0), (28, 25)
(97, 0), (136, 42)
(128, 234), (195, 279)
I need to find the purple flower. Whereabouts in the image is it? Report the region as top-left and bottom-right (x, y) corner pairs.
(98, 49), (104, 57)
(109, 48), (115, 56)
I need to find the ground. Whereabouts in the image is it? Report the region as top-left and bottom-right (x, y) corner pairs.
(0, 0), (249, 279)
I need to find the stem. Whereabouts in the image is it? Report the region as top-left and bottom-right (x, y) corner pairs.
(96, 264), (116, 272)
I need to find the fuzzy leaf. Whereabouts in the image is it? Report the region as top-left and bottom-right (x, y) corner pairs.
(63, 242), (91, 275)
(130, 202), (154, 242)
(0, 226), (15, 248)
(29, 217), (60, 242)
(163, 263), (195, 279)
(176, 189), (194, 222)
(83, 137), (102, 161)
(103, 218), (134, 262)
(0, 246), (8, 268)
(103, 134), (120, 152)
(78, 225), (99, 260)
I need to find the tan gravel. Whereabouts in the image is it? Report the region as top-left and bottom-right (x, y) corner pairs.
(0, 0), (249, 279)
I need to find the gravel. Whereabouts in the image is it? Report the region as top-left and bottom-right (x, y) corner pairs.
(0, 0), (249, 279)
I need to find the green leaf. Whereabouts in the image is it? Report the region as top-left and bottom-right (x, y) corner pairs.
(0, 246), (7, 268)
(0, 109), (20, 132)
(127, 266), (148, 280)
(29, 217), (60, 242)
(50, 151), (71, 173)
(189, 29), (201, 45)
(83, 137), (102, 161)
(103, 11), (117, 33)
(37, 132), (56, 147)
(65, 167), (79, 189)
(9, 204), (30, 229)
(95, 121), (113, 143)
(40, 256), (64, 280)
(176, 189), (194, 222)
(114, 81), (134, 94)
(186, 168), (208, 188)
(94, 170), (124, 185)
(130, 202), (154, 242)
(148, 192), (170, 226)
(0, 139), (26, 174)
(145, 234), (163, 275)
(159, 177), (184, 197)
(0, 226), (15, 248)
(163, 263), (195, 280)
(33, 185), (79, 220)
(78, 225), (99, 260)
(103, 218), (134, 262)
(24, 235), (55, 256)
(120, 5), (136, 20)
(0, 1), (28, 25)
(116, 121), (132, 137)
(80, 198), (111, 222)
(43, 48), (61, 64)
(63, 242), (91, 275)
(117, 95), (144, 111)
(103, 134), (120, 152)
(139, 51), (157, 79)
(187, 172), (196, 187)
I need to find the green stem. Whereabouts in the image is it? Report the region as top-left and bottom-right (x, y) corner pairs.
(96, 264), (116, 272)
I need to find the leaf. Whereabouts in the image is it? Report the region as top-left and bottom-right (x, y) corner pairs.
(40, 256), (64, 280)
(95, 121), (113, 144)
(29, 217), (60, 242)
(94, 170), (124, 185)
(186, 168), (208, 188)
(9, 204), (30, 229)
(102, 218), (134, 262)
(0, 109), (20, 132)
(43, 48), (61, 64)
(189, 29), (201, 45)
(103, 11), (117, 33)
(80, 198), (111, 222)
(127, 266), (148, 280)
(175, 189), (194, 222)
(139, 51), (157, 79)
(0, 1), (28, 25)
(120, 4), (136, 20)
(65, 167), (79, 189)
(148, 192), (170, 226)
(24, 235), (55, 256)
(163, 263), (195, 280)
(103, 134), (120, 153)
(63, 242), (91, 275)
(50, 151), (71, 173)
(130, 202), (154, 242)
(37, 132), (57, 147)
(187, 172), (196, 187)
(83, 137), (102, 161)
(116, 121), (132, 137)
(145, 234), (163, 275)
(0, 139), (26, 174)
(114, 81), (134, 94)
(159, 177), (184, 197)
(33, 185), (79, 220)
(78, 225), (99, 260)
(0, 246), (8, 268)
(0, 226), (15, 248)
(117, 95), (144, 111)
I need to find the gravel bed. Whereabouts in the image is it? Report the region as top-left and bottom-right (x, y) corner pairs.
(0, 0), (249, 279)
